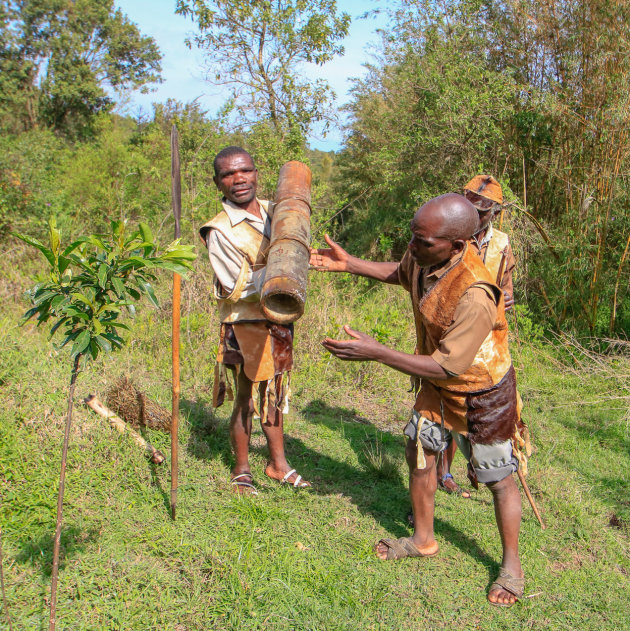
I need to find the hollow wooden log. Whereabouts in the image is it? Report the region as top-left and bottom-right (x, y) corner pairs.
(84, 394), (166, 464)
(261, 161), (312, 324)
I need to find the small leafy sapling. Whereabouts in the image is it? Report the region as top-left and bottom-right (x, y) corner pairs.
(14, 218), (195, 631)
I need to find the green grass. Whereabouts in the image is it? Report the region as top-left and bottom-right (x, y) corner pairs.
(0, 258), (629, 630)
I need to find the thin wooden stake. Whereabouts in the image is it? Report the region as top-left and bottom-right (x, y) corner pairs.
(49, 353), (81, 631)
(171, 125), (182, 521)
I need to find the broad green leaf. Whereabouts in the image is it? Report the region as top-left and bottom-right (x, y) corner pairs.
(20, 306), (39, 325)
(49, 221), (61, 257)
(13, 233), (56, 267)
(138, 223), (153, 244)
(97, 263), (107, 289)
(65, 309), (90, 321)
(161, 248), (197, 260)
(72, 293), (94, 309)
(62, 238), (89, 257)
(112, 277), (125, 297)
(138, 280), (159, 307)
(103, 321), (130, 330)
(33, 290), (58, 306)
(51, 295), (69, 310)
(87, 235), (109, 251)
(153, 259), (190, 275)
(57, 256), (71, 274)
(71, 329), (91, 357)
(89, 339), (99, 361)
(58, 329), (80, 349)
(96, 335), (112, 352)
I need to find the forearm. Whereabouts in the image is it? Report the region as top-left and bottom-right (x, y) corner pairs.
(346, 257), (400, 284)
(374, 346), (448, 380)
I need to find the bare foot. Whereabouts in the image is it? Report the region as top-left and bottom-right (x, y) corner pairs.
(488, 564), (524, 606)
(230, 472), (258, 496)
(374, 537), (439, 560)
(264, 463), (311, 488)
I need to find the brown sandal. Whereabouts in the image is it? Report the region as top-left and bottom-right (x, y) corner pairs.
(376, 537), (439, 560)
(488, 568), (525, 607)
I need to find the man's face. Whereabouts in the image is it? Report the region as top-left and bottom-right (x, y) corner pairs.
(408, 208), (460, 268)
(213, 153), (258, 206)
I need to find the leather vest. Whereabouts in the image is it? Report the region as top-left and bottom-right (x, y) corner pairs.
(410, 244), (513, 394)
(481, 227), (510, 284)
(199, 200), (272, 323)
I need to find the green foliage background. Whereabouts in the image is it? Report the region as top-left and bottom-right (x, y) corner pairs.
(0, 2), (629, 629)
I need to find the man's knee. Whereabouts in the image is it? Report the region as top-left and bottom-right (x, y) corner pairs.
(232, 391), (255, 417)
(405, 440), (436, 472)
(486, 472), (517, 495)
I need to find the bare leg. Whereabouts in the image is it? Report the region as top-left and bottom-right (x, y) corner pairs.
(487, 474), (523, 605)
(377, 439), (439, 558)
(262, 377), (311, 487)
(437, 440), (457, 479)
(229, 370), (255, 494)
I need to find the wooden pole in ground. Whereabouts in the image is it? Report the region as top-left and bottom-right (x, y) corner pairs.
(170, 124), (182, 520)
(49, 353), (81, 631)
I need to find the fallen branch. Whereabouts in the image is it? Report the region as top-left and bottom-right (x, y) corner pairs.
(84, 395), (166, 464)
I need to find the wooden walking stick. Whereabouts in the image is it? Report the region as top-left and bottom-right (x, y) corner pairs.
(170, 124), (182, 520)
(517, 469), (546, 529)
(496, 251), (544, 528)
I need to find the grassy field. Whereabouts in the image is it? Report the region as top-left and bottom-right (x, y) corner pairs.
(0, 251), (629, 630)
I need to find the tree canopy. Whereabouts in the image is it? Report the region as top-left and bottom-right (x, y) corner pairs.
(0, 0), (162, 136)
(175, 0), (350, 142)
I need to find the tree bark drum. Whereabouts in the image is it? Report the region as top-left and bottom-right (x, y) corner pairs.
(261, 161), (312, 324)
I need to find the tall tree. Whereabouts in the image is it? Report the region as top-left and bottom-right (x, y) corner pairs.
(0, 0), (162, 136)
(175, 0), (350, 142)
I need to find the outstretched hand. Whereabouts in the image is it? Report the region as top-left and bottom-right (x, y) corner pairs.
(322, 325), (383, 361)
(310, 234), (351, 272)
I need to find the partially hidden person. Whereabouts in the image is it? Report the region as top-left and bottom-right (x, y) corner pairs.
(199, 146), (311, 495)
(310, 193), (527, 606)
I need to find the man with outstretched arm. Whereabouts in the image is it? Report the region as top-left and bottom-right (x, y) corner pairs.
(436, 175), (518, 498)
(199, 146), (310, 494)
(310, 193), (526, 606)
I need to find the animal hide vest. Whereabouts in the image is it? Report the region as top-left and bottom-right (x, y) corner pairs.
(199, 200), (272, 323)
(412, 245), (518, 444)
(481, 227), (510, 285)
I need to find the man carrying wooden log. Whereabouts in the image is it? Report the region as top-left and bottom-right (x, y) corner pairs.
(310, 194), (526, 606)
(436, 175), (518, 498)
(200, 146), (310, 494)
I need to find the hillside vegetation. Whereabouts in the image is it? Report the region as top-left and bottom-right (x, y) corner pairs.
(1, 0), (630, 628)
(1, 251), (629, 629)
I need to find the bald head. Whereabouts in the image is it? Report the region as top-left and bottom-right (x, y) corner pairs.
(407, 194), (479, 268)
(414, 193), (479, 241)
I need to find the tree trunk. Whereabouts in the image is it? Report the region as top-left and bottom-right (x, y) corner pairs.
(48, 354), (81, 631)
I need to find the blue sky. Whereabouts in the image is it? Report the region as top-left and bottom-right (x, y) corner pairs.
(114, 1), (388, 151)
